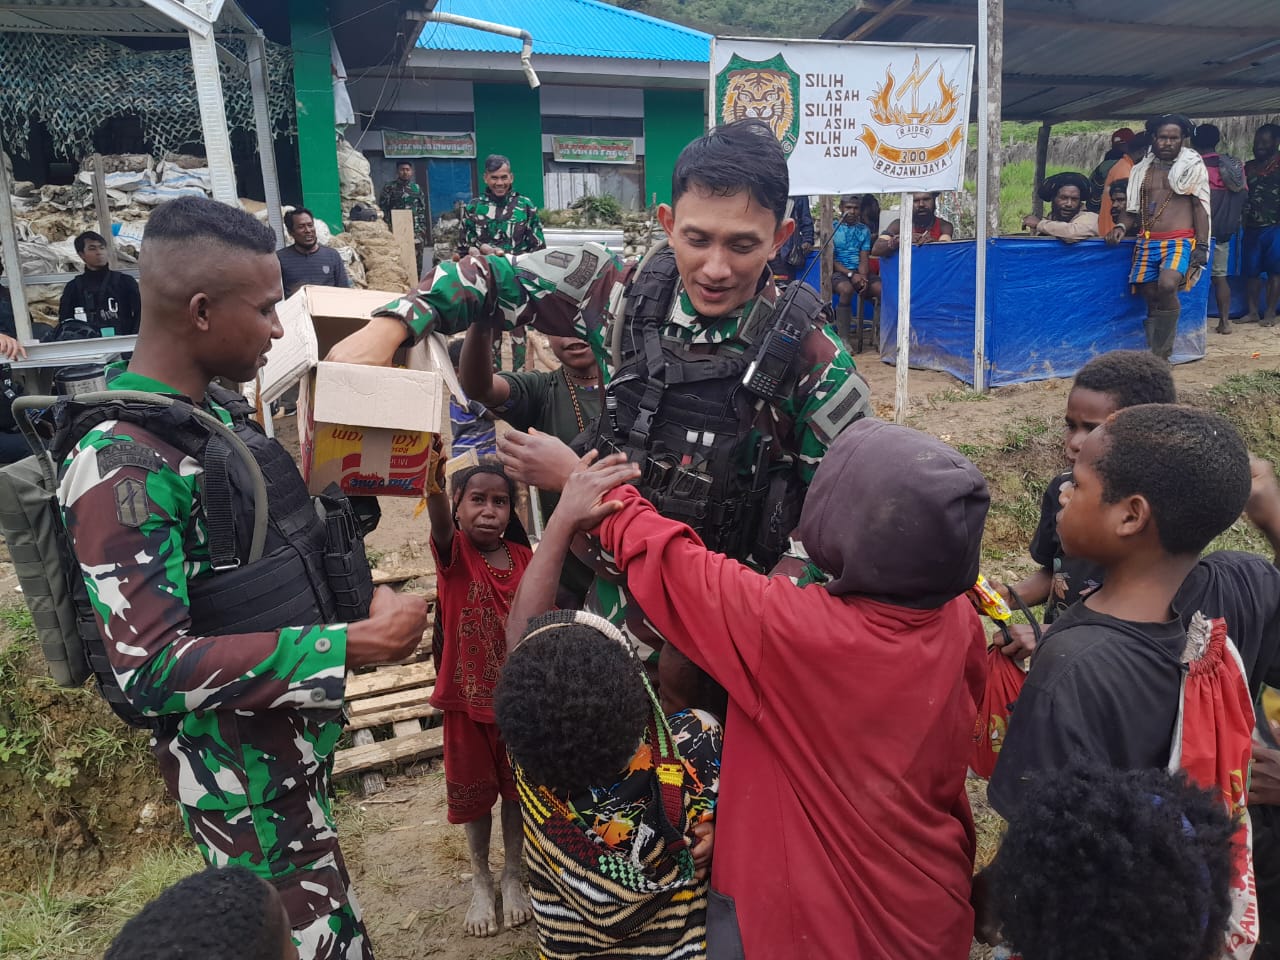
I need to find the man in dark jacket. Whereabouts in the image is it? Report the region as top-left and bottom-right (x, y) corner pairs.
(58, 231), (140, 335)
(1192, 123), (1249, 334)
(767, 194), (814, 282)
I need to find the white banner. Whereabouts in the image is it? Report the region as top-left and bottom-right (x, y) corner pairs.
(711, 38), (974, 195)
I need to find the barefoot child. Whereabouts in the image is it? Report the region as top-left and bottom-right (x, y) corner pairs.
(994, 350), (1177, 657)
(426, 461), (534, 936)
(493, 457), (721, 958)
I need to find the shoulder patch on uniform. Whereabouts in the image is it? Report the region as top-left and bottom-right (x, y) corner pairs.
(98, 441), (163, 477)
(544, 250), (574, 268)
(565, 250), (600, 290)
(113, 477), (151, 528)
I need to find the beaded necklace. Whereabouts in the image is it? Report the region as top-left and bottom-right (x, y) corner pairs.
(1139, 161), (1175, 236)
(562, 367), (597, 433)
(480, 540), (513, 579)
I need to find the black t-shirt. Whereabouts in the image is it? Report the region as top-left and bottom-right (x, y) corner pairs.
(1029, 471), (1106, 623)
(988, 551), (1280, 817)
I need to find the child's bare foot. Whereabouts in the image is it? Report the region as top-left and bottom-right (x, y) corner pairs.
(464, 875), (498, 937)
(501, 872), (533, 928)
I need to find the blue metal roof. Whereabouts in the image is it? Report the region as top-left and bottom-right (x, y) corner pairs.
(417, 0), (711, 62)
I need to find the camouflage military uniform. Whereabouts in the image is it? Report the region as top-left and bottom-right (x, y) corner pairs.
(58, 367), (371, 960)
(378, 179), (429, 242)
(376, 246), (869, 650)
(458, 190), (545, 372)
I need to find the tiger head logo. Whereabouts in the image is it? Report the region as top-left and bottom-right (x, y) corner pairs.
(715, 54), (801, 156)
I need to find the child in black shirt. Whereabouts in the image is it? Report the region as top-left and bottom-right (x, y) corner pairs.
(995, 351), (1176, 657)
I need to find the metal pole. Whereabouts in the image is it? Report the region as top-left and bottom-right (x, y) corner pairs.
(185, 0), (239, 205)
(0, 145), (33, 342)
(894, 191), (913, 424)
(974, 0), (1004, 394)
(247, 34), (285, 248)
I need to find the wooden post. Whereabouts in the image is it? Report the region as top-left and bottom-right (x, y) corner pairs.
(0, 140), (33, 343)
(390, 208), (417, 283)
(1032, 120), (1052, 218)
(985, 0), (1004, 239)
(90, 155), (120, 270)
(818, 196), (834, 306)
(894, 191), (913, 424)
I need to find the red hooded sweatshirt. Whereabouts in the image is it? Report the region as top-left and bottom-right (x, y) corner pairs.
(594, 420), (989, 959)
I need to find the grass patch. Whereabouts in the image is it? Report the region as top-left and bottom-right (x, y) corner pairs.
(1209, 369), (1280, 403)
(0, 846), (202, 960)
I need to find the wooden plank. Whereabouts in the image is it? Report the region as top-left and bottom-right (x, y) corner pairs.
(90, 155), (120, 270)
(345, 662), (436, 700)
(391, 208), (417, 282)
(371, 570), (437, 590)
(348, 685), (434, 719)
(392, 719), (422, 738)
(333, 727), (444, 779)
(351, 728), (386, 795)
(347, 703), (440, 731)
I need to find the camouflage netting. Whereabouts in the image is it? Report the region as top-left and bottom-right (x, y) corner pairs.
(0, 32), (296, 160)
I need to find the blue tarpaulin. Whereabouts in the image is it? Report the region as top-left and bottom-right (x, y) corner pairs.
(879, 238), (1210, 386)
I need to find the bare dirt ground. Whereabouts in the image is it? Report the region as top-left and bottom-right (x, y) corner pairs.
(1, 321), (1277, 959)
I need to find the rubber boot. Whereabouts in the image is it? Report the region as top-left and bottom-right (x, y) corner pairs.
(835, 303), (854, 348)
(1145, 307), (1180, 361)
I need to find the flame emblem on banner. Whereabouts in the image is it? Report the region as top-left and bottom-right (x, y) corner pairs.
(859, 53), (965, 180)
(868, 55), (961, 127)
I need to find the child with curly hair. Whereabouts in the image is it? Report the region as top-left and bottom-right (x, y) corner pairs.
(425, 460), (534, 937)
(495, 455), (721, 959)
(991, 763), (1238, 960)
(993, 350), (1177, 658)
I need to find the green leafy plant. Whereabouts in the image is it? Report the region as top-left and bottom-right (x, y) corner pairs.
(570, 193), (623, 226)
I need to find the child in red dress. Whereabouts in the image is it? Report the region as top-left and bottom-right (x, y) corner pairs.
(426, 460), (534, 938)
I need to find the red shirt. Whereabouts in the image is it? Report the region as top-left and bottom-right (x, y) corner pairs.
(430, 532), (531, 723)
(596, 486), (986, 959)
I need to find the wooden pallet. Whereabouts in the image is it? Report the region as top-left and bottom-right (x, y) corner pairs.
(336, 660), (443, 795)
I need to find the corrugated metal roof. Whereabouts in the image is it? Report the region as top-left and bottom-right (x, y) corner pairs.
(0, 0), (255, 36)
(417, 0), (711, 62)
(822, 0), (1280, 120)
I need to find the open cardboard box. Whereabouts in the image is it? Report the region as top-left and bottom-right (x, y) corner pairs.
(248, 286), (464, 497)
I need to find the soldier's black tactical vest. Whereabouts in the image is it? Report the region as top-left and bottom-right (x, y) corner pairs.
(586, 247), (827, 569)
(46, 383), (372, 729)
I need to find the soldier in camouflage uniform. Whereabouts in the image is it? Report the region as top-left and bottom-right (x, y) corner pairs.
(58, 198), (429, 960)
(378, 160), (429, 273)
(328, 120), (869, 688)
(459, 154), (546, 373)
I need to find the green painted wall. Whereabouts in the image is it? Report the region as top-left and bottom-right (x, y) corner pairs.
(290, 0), (341, 230)
(643, 88), (707, 208)
(473, 83), (544, 208)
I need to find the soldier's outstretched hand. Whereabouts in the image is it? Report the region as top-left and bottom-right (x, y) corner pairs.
(347, 586), (430, 668)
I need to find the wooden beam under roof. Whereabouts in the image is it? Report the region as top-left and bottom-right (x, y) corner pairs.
(833, 1), (1260, 40)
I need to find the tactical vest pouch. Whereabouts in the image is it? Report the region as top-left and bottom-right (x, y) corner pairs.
(317, 490), (374, 623)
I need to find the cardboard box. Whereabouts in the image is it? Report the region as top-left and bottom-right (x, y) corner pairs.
(247, 285), (466, 497)
(301, 362), (446, 497)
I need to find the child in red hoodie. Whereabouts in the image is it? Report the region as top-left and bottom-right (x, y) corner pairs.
(519, 420), (989, 959)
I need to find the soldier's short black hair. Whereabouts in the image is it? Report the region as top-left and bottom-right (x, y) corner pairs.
(990, 763), (1237, 960)
(1191, 123), (1221, 151)
(484, 154), (511, 174)
(104, 865), (288, 960)
(1095, 404), (1251, 556)
(74, 230), (105, 254)
(284, 207), (314, 232)
(396, 159), (413, 169)
(495, 611), (651, 795)
(1072, 350), (1177, 410)
(144, 196), (275, 256)
(671, 119), (789, 224)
